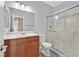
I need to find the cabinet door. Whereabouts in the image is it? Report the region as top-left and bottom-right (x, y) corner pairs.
(25, 40), (39, 57)
(15, 44), (27, 57)
(4, 45), (17, 57)
(4, 40), (17, 57)
(26, 45), (33, 57)
(32, 40), (39, 56)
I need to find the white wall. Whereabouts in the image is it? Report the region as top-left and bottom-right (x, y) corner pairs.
(0, 1), (4, 57)
(30, 2), (53, 34)
(0, 2), (4, 44)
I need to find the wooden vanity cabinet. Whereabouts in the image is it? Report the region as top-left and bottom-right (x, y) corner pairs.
(4, 36), (39, 57)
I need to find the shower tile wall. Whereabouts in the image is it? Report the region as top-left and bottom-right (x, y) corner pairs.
(46, 6), (79, 57)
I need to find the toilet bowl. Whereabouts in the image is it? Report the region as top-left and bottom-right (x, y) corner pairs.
(41, 42), (52, 56)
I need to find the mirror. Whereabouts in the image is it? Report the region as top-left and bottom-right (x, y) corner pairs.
(4, 6), (10, 32)
(4, 1), (35, 32)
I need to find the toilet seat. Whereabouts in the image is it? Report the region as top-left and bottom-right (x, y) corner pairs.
(42, 42), (52, 48)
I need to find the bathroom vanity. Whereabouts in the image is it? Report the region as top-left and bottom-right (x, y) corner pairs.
(4, 34), (39, 57)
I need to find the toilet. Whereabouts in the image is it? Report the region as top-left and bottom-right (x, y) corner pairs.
(40, 34), (52, 56)
(41, 42), (52, 56)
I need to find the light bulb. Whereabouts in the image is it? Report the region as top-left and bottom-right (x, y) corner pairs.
(21, 4), (25, 9)
(15, 2), (20, 9)
(26, 6), (30, 12)
(26, 6), (33, 12)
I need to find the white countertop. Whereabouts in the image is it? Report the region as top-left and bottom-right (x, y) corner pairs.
(4, 33), (39, 40)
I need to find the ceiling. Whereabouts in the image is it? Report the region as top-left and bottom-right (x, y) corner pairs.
(43, 1), (63, 7)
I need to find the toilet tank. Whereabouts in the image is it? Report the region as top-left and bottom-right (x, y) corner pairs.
(39, 34), (46, 42)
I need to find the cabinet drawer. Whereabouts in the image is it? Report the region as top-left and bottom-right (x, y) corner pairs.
(15, 36), (39, 45)
(4, 36), (39, 45)
(15, 38), (29, 45)
(34, 36), (39, 41)
(4, 40), (16, 46)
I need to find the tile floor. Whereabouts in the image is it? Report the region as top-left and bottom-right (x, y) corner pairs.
(40, 50), (60, 57)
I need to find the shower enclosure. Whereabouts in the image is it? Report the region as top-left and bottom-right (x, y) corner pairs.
(46, 5), (79, 57)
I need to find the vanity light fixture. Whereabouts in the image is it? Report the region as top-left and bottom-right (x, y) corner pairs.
(15, 1), (33, 13)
